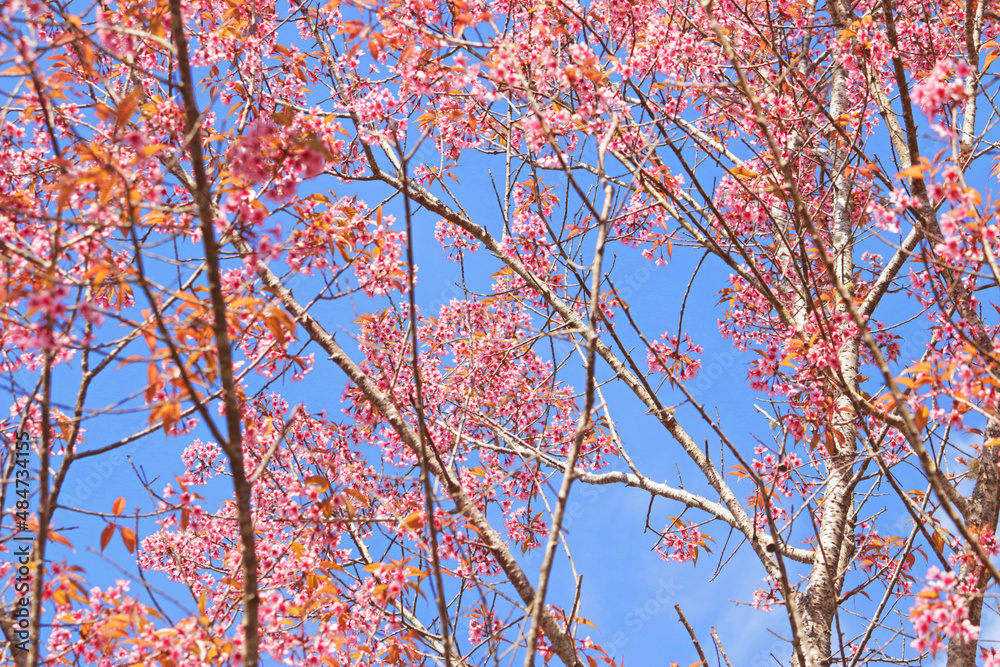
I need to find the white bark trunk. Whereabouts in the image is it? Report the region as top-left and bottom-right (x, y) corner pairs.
(795, 25), (859, 664)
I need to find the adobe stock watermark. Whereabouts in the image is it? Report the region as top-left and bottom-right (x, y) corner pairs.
(600, 575), (683, 657)
(749, 638), (793, 667)
(689, 348), (739, 398)
(549, 257), (666, 361)
(6, 429), (33, 655)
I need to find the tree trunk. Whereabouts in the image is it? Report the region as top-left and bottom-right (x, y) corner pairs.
(947, 418), (1000, 667)
(795, 25), (859, 663)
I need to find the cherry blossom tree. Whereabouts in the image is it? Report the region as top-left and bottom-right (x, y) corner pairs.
(3, 0), (1000, 665)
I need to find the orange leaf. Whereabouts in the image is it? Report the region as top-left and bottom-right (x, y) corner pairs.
(824, 428), (837, 456)
(120, 526), (138, 554)
(930, 530), (944, 554)
(402, 511), (426, 530)
(304, 475), (331, 492)
(898, 163), (927, 179)
(100, 524), (115, 552)
(112, 497), (126, 517)
(47, 528), (74, 550)
(728, 166), (759, 179)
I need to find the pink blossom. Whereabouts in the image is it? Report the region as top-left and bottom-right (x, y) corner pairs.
(912, 58), (968, 120)
(910, 566), (980, 655)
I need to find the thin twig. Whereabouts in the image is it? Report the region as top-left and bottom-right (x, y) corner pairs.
(675, 605), (709, 667)
(711, 627), (734, 667)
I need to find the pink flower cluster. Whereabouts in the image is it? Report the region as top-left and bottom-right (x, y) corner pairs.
(229, 120), (328, 201)
(655, 521), (706, 563)
(912, 58), (969, 120)
(751, 446), (802, 497)
(434, 219), (481, 260)
(910, 566), (979, 655)
(868, 188), (920, 234)
(646, 332), (703, 381)
(27, 284), (68, 320)
(978, 528), (1000, 557)
(468, 606), (503, 644)
(230, 121), (279, 184)
(752, 577), (780, 612)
